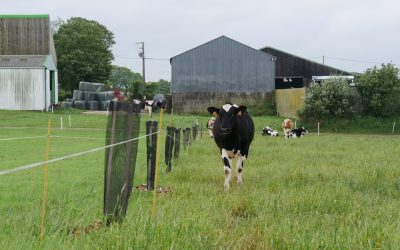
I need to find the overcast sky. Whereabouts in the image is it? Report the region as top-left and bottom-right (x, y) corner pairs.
(2, 0), (399, 82)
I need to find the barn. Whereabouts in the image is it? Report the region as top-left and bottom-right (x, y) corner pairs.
(260, 46), (352, 88)
(0, 14), (58, 111)
(260, 46), (353, 117)
(170, 36), (275, 113)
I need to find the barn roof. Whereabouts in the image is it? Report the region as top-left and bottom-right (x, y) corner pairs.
(0, 55), (47, 68)
(170, 35), (273, 63)
(259, 46), (351, 75)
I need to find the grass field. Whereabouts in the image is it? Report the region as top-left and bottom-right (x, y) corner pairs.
(1, 110), (400, 249)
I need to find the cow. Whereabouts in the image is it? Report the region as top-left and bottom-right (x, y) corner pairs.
(282, 118), (293, 139)
(207, 103), (255, 190)
(133, 99), (157, 117)
(262, 126), (279, 136)
(206, 117), (216, 138)
(290, 127), (308, 138)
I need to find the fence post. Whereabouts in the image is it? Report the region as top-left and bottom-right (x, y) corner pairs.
(146, 121), (158, 191)
(392, 121), (396, 133)
(104, 101), (141, 225)
(174, 128), (181, 159)
(165, 126), (175, 173)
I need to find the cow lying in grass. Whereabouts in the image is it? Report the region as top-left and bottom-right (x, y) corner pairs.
(282, 118), (308, 138)
(207, 103), (255, 190)
(290, 127), (308, 138)
(262, 126), (279, 136)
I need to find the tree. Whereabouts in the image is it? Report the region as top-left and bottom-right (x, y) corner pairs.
(54, 17), (115, 92)
(357, 64), (400, 117)
(109, 65), (143, 91)
(143, 79), (171, 99)
(299, 77), (356, 121)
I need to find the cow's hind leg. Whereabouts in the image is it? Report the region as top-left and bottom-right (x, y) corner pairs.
(236, 152), (246, 186)
(221, 149), (232, 190)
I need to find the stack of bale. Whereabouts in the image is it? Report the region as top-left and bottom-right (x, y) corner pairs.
(62, 82), (116, 110)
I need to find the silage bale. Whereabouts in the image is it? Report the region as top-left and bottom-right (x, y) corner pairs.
(99, 101), (110, 111)
(79, 81), (109, 92)
(74, 100), (86, 109)
(86, 101), (99, 110)
(72, 90), (84, 101)
(84, 91), (97, 101)
(96, 91), (115, 101)
(62, 101), (73, 109)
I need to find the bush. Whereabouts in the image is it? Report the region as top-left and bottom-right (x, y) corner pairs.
(357, 64), (400, 117)
(299, 77), (356, 122)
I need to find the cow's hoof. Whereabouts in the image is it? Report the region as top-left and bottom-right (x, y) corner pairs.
(224, 183), (230, 191)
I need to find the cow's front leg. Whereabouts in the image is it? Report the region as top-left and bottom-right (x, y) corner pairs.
(236, 153), (246, 186)
(221, 149), (232, 190)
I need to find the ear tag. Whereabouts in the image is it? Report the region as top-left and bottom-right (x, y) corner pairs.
(212, 111), (218, 117)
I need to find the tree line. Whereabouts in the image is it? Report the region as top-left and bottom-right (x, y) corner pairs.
(53, 17), (170, 101)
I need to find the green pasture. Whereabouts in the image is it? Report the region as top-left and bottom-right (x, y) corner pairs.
(1, 110), (400, 249)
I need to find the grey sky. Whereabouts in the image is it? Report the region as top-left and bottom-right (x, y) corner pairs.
(2, 0), (399, 82)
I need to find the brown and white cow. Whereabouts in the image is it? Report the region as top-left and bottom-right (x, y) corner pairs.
(282, 118), (293, 139)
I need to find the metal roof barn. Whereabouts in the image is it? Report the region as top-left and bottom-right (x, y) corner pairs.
(260, 46), (352, 88)
(170, 36), (275, 113)
(0, 15), (58, 111)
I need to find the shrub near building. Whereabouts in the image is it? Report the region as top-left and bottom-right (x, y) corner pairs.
(357, 64), (400, 117)
(299, 77), (356, 122)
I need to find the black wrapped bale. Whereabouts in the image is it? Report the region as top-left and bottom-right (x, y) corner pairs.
(72, 90), (84, 101)
(99, 100), (111, 111)
(61, 101), (73, 109)
(86, 101), (99, 110)
(104, 101), (141, 224)
(85, 91), (97, 101)
(96, 91), (115, 101)
(74, 100), (86, 109)
(165, 127), (175, 173)
(174, 128), (181, 159)
(79, 81), (109, 92)
(146, 121), (158, 191)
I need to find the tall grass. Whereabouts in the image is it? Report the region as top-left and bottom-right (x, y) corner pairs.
(1, 110), (400, 249)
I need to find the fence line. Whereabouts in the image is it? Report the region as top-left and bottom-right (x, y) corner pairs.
(0, 135), (46, 141)
(0, 132), (159, 177)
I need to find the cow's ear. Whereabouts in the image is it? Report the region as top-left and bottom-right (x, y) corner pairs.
(207, 107), (219, 116)
(234, 106), (247, 116)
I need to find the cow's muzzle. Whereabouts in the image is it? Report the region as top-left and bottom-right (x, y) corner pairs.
(220, 127), (230, 135)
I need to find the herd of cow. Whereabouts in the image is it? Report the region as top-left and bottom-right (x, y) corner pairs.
(206, 102), (308, 190)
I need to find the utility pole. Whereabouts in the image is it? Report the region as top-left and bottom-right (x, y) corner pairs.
(137, 42), (145, 82)
(322, 55), (325, 65)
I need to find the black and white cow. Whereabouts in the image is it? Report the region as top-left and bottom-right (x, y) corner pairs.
(262, 126), (279, 136)
(207, 103), (255, 190)
(133, 99), (157, 117)
(206, 117), (216, 138)
(290, 127), (308, 138)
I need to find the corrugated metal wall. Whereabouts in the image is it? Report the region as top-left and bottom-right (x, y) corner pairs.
(275, 87), (306, 118)
(171, 36), (275, 93)
(0, 69), (45, 110)
(0, 17), (50, 55)
(260, 47), (351, 87)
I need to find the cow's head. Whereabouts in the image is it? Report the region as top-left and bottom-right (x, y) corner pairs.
(207, 103), (247, 135)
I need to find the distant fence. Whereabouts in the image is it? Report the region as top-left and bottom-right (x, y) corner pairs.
(275, 87), (306, 118)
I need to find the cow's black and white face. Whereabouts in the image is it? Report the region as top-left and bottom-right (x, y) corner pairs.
(207, 103), (247, 135)
(218, 103), (238, 135)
